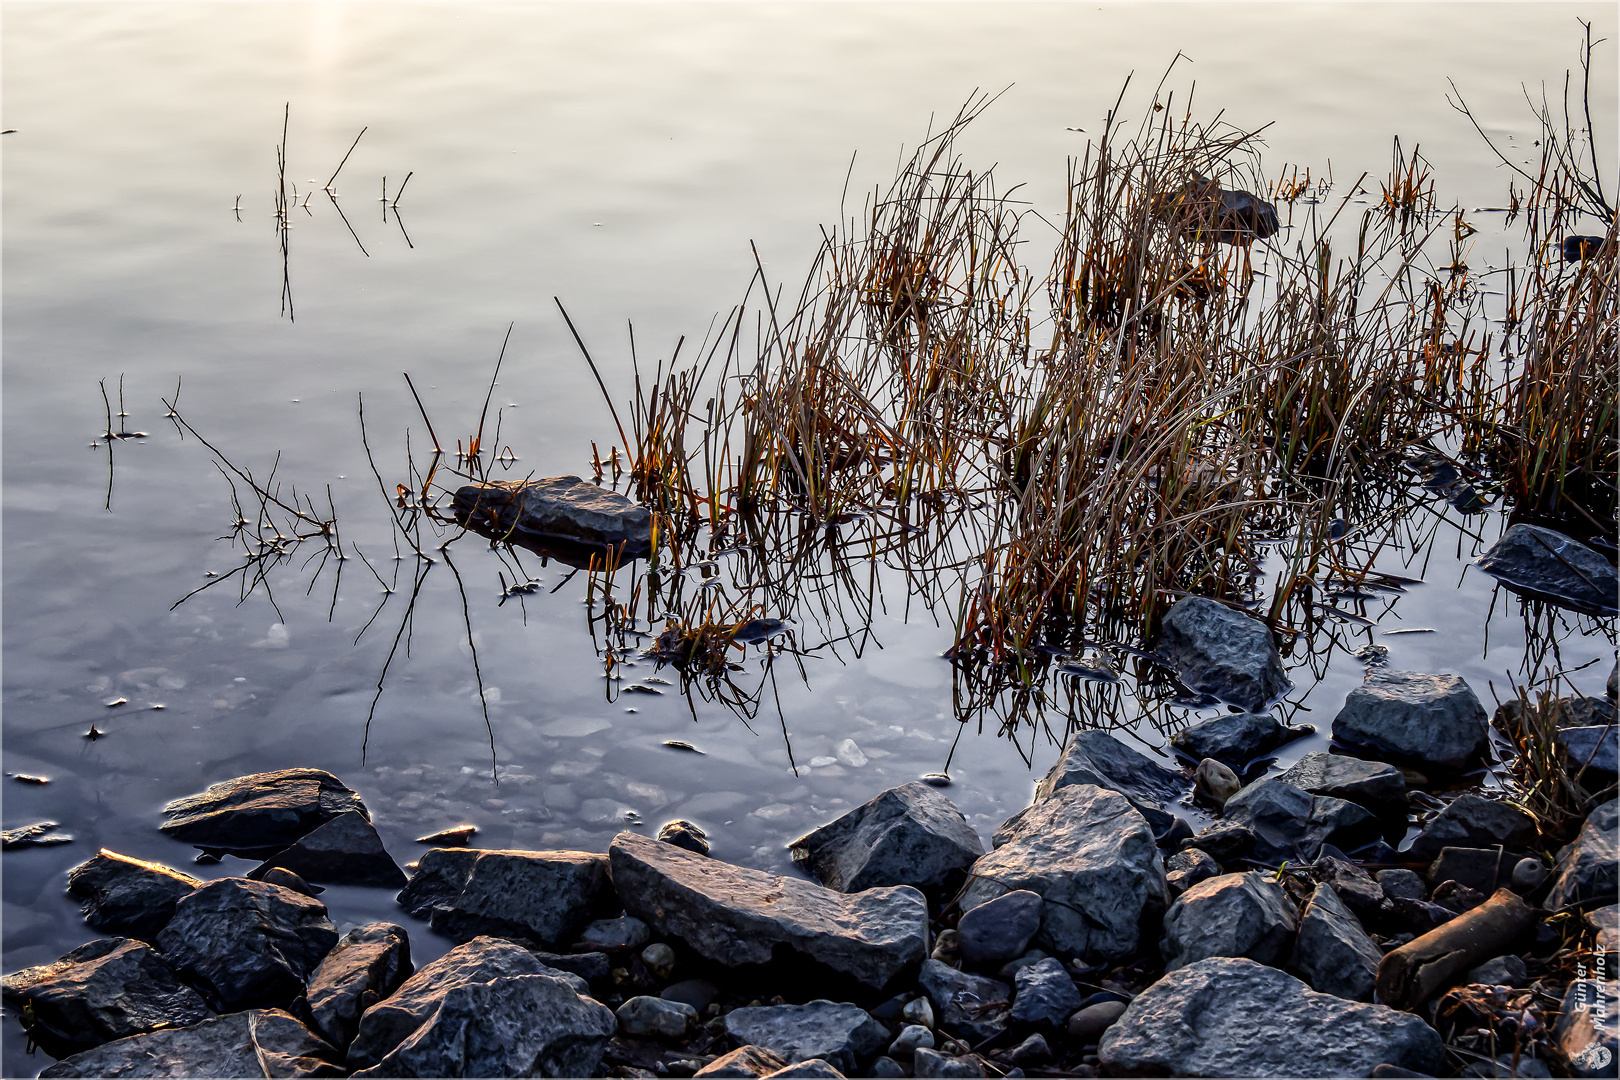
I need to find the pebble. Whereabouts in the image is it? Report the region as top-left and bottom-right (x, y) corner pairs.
(642, 942), (677, 980)
(1067, 999), (1129, 1044)
(889, 1024), (935, 1056)
(1511, 857), (1548, 892)
(901, 995), (936, 1029)
(1194, 758), (1242, 806)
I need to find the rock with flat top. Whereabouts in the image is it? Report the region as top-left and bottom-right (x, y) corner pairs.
(251, 811), (406, 888)
(453, 476), (653, 556)
(65, 850), (201, 941)
(1009, 957), (1083, 1028)
(159, 769), (369, 856)
(1222, 779), (1379, 864)
(1332, 670), (1489, 772)
(956, 890), (1042, 966)
(918, 959), (1012, 1043)
(790, 782), (983, 898)
(1272, 752), (1407, 812)
(1172, 712), (1305, 768)
(1476, 523), (1619, 617)
(1157, 597), (1292, 712)
(1408, 795), (1537, 860)
(395, 846), (611, 947)
(39, 1009), (343, 1078)
(722, 1001), (888, 1075)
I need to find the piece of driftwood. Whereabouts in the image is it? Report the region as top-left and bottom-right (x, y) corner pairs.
(1376, 887), (1537, 1009)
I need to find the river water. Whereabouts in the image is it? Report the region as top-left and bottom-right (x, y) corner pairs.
(3, 4), (1616, 1073)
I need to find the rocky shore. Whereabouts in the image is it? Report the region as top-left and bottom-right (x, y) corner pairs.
(4, 597), (1617, 1078)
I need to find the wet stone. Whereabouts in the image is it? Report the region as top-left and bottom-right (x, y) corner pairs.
(260, 867), (323, 896)
(1272, 751), (1407, 812)
(413, 824), (476, 846)
(1171, 711), (1304, 768)
(1331, 670), (1490, 772)
(722, 1001), (889, 1076)
(918, 958), (1012, 1043)
(1408, 794), (1538, 860)
(251, 810), (406, 889)
(1009, 956), (1083, 1029)
(452, 475), (653, 556)
(65, 850), (201, 941)
(790, 781), (983, 898)
(1545, 799), (1618, 910)
(395, 846), (612, 948)
(159, 769), (369, 856)
(1476, 523), (1620, 617)
(658, 819), (711, 856)
(39, 1008), (343, 1079)
(1161, 872), (1298, 971)
(1165, 848), (1221, 894)
(955, 889), (1042, 967)
(2, 820), (73, 849)
(297, 921), (412, 1051)
(1222, 779), (1379, 864)
(1031, 729), (1186, 833)
(1287, 883), (1381, 1002)
(1194, 758), (1241, 806)
(1157, 596), (1292, 712)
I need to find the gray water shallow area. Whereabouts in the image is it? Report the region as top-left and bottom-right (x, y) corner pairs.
(3, 4), (1617, 1074)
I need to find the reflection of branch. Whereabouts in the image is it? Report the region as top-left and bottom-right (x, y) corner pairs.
(440, 545), (498, 783)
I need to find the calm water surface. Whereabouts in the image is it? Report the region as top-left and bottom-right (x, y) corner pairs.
(3, 5), (1616, 1072)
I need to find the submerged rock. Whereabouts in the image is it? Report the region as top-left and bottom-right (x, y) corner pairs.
(1287, 884), (1381, 1002)
(790, 781), (983, 898)
(252, 811), (406, 888)
(298, 922), (412, 1050)
(1476, 523), (1619, 617)
(1161, 872), (1298, 971)
(1157, 596), (1292, 712)
(2, 820), (73, 849)
(452, 475), (653, 557)
(961, 784), (1167, 964)
(65, 850), (201, 941)
(156, 877), (338, 1011)
(2, 937), (211, 1056)
(1161, 177), (1282, 245)
(1030, 729), (1186, 833)
(159, 769), (370, 856)
(39, 1008), (342, 1079)
(1098, 958), (1445, 1077)
(1331, 669), (1489, 772)
(610, 830), (928, 989)
(1545, 799), (1618, 909)
(395, 847), (612, 948)
(1171, 712), (1305, 768)
(723, 1001), (889, 1075)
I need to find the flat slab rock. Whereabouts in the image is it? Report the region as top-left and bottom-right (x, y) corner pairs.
(610, 830), (928, 989)
(1030, 729), (1185, 833)
(723, 1001), (888, 1075)
(790, 781), (983, 897)
(159, 769), (370, 856)
(1331, 669), (1489, 772)
(40, 1008), (343, 1078)
(961, 784), (1167, 964)
(1170, 712), (1306, 768)
(1157, 596), (1292, 712)
(396, 846), (611, 948)
(66, 850), (202, 941)
(1098, 957), (1445, 1077)
(252, 810), (406, 888)
(1476, 523), (1620, 617)
(1271, 751), (1406, 811)
(453, 476), (653, 557)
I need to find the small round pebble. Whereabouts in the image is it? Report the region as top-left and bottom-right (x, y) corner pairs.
(641, 942), (676, 981)
(1511, 857), (1548, 892)
(1067, 999), (1128, 1043)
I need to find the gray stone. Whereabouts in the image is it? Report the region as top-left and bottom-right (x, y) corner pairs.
(868, 1055), (907, 1078)
(1408, 795), (1538, 860)
(658, 819), (711, 856)
(1461, 1055), (1555, 1078)
(956, 889), (1042, 967)
(1546, 800), (1618, 909)
(260, 868), (323, 896)
(1, 820), (73, 849)
(1428, 847), (1519, 894)
(961, 785), (1166, 964)
(1332, 670), (1490, 772)
(1222, 779), (1380, 864)
(695, 1045), (790, 1077)
(528, 947), (610, 985)
(1272, 752), (1407, 811)
(1172, 712), (1304, 768)
(578, 914), (652, 953)
(1157, 596), (1292, 712)
(889, 1023), (935, 1055)
(2, 937), (210, 1056)
(452, 475), (653, 556)
(39, 1008), (342, 1078)
(1555, 978), (1619, 1077)
(610, 831), (928, 989)
(618, 994), (697, 1038)
(159, 769), (369, 856)
(1031, 730), (1185, 833)
(1287, 884), (1381, 1001)
(1098, 957), (1445, 1077)
(1476, 523), (1620, 617)
(1066, 999), (1127, 1043)
(763, 1060), (847, 1079)
(1183, 822), (1254, 862)
(918, 958), (1012, 1042)
(642, 941), (677, 979)
(1161, 872), (1298, 970)
(348, 936), (608, 1073)
(65, 850), (201, 941)
(1462, 954), (1527, 987)
(1513, 857), (1550, 892)
(1004, 1032), (1052, 1065)
(1194, 758), (1242, 807)
(298, 922), (412, 1050)
(1378, 868), (1428, 902)
(156, 877), (338, 1011)
(1308, 856), (1384, 919)
(396, 846), (612, 947)
(663, 977), (721, 1013)
(1166, 848), (1222, 894)
(722, 1001), (888, 1075)
(251, 811), (406, 888)
(789, 782), (984, 897)
(912, 1047), (987, 1078)
(1588, 904), (1619, 956)
(1559, 725), (1620, 790)
(1009, 957), (1082, 1028)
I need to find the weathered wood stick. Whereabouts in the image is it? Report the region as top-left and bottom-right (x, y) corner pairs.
(1376, 887), (1538, 1010)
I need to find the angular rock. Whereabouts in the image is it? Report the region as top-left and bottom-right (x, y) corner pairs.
(1476, 523), (1620, 617)
(696, 1045), (791, 1077)
(298, 922), (412, 1050)
(396, 846), (612, 947)
(1408, 795), (1538, 860)
(912, 1047), (987, 1078)
(261, 868), (323, 896)
(1546, 800), (1618, 909)
(251, 811), (406, 888)
(869, 1055), (907, 1078)
(2, 820), (73, 849)
(658, 819), (711, 856)
(1030, 730), (1185, 833)
(1272, 752), (1408, 812)
(1429, 847), (1519, 895)
(2, 937), (210, 1056)
(1589, 904), (1619, 956)
(955, 889), (1042, 967)
(1288, 884), (1381, 1001)
(65, 850), (201, 941)
(348, 936), (604, 1071)
(40, 1009), (342, 1078)
(1223, 779), (1379, 864)
(1333, 670), (1489, 772)
(919, 959), (1013, 1043)
(414, 824), (476, 846)
(1559, 725), (1620, 790)
(159, 769), (369, 856)
(610, 831), (928, 989)
(1462, 954), (1527, 987)
(1171, 712), (1304, 768)
(1157, 596), (1292, 712)
(1099, 957), (1445, 1076)
(764, 1060), (847, 1079)
(1377, 869), (1427, 901)
(618, 995), (697, 1038)
(1009, 957), (1083, 1028)
(889, 1024), (934, 1056)
(156, 877), (338, 1010)
(577, 914), (652, 954)
(722, 1001), (888, 1075)
(789, 782), (984, 898)
(529, 947), (610, 986)
(1166, 848), (1221, 894)
(962, 785), (1166, 963)
(1555, 978), (1619, 1078)
(452, 475), (653, 557)
(1307, 857), (1384, 920)
(1161, 872), (1298, 970)
(1183, 822), (1254, 862)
